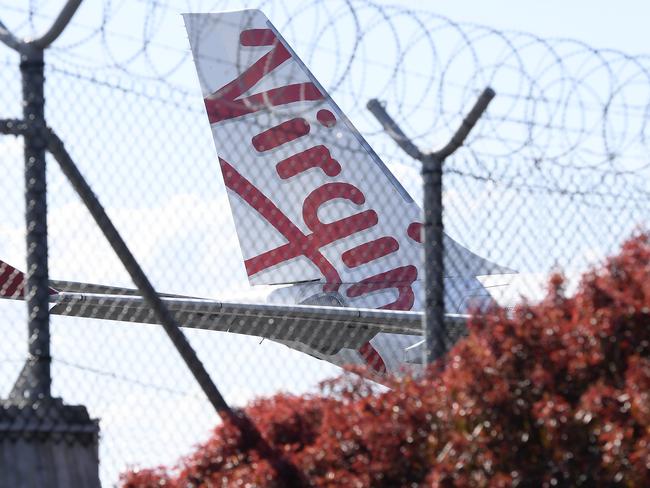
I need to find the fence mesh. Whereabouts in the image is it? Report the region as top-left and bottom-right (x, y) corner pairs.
(0, 0), (648, 485)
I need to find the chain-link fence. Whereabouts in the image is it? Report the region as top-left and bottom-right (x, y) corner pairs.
(0, 1), (648, 485)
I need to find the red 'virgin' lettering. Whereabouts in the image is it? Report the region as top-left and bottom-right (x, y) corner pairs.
(302, 183), (376, 242)
(346, 265), (418, 310)
(220, 158), (340, 287)
(204, 29), (324, 124)
(220, 158), (377, 292)
(252, 118), (311, 152)
(342, 236), (399, 268)
(276, 145), (341, 179)
(316, 109), (337, 128)
(407, 222), (423, 243)
(239, 29), (276, 46)
(358, 342), (387, 374)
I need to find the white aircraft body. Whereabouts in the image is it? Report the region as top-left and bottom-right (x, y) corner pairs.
(0, 10), (512, 377)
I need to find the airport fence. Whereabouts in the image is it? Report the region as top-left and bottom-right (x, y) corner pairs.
(0, 0), (648, 485)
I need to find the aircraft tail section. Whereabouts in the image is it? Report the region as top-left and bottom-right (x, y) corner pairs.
(0, 260), (28, 299)
(0, 260), (59, 299)
(184, 10), (511, 316)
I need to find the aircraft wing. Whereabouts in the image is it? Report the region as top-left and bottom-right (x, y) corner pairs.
(47, 292), (464, 355)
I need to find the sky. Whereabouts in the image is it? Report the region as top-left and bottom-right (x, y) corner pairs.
(0, 0), (648, 484)
(418, 0), (649, 55)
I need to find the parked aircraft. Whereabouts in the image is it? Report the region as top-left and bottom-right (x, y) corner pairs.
(0, 10), (513, 377)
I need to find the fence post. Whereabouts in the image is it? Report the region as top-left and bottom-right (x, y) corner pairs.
(16, 45), (51, 401)
(0, 4), (102, 487)
(368, 87), (495, 363)
(0, 0), (83, 406)
(422, 152), (446, 362)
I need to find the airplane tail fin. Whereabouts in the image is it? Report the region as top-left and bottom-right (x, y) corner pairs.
(184, 10), (511, 313)
(0, 260), (28, 299)
(0, 260), (60, 299)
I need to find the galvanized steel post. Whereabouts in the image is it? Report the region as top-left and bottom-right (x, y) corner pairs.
(20, 45), (51, 401)
(422, 152), (446, 362)
(0, 0), (84, 404)
(368, 87), (495, 363)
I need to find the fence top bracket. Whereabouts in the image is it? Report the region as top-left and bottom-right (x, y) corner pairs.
(0, 0), (83, 53)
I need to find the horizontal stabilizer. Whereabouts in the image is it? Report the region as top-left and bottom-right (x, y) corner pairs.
(49, 293), (447, 355)
(49, 280), (191, 299)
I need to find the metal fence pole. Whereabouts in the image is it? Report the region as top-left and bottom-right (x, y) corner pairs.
(20, 46), (51, 401)
(368, 87), (495, 363)
(422, 153), (446, 361)
(0, 0), (83, 406)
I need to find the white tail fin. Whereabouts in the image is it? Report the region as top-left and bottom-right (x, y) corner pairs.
(184, 10), (510, 313)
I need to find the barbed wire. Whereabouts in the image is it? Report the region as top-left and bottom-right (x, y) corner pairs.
(53, 358), (201, 398)
(0, 0), (646, 204)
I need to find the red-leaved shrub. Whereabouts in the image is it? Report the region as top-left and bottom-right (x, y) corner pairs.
(121, 233), (650, 487)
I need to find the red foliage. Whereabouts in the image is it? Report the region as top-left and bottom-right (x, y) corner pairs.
(121, 233), (650, 487)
